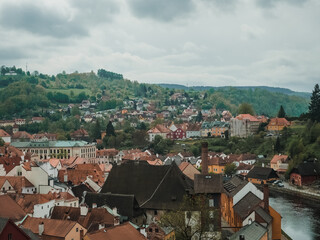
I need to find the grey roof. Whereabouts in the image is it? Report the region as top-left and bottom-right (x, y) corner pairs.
(10, 140), (95, 148)
(255, 206), (272, 224)
(194, 174), (223, 194)
(233, 192), (262, 220)
(247, 167), (279, 180)
(291, 162), (320, 177)
(229, 222), (267, 240)
(0, 217), (8, 233)
(201, 121), (230, 129)
(223, 175), (248, 197)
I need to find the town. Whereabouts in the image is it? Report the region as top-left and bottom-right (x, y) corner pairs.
(1, 74), (320, 240)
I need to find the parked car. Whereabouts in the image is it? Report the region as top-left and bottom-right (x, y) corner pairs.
(277, 182), (284, 187)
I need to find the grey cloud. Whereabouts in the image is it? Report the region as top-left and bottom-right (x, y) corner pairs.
(128, 0), (194, 21)
(0, 2), (87, 38)
(255, 0), (308, 9)
(202, 0), (237, 12)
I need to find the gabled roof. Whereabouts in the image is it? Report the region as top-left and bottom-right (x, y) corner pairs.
(236, 114), (259, 122)
(0, 176), (34, 193)
(84, 192), (142, 219)
(85, 222), (146, 240)
(12, 131), (32, 139)
(0, 195), (26, 221)
(233, 192), (262, 220)
(229, 221), (267, 240)
(0, 129), (10, 137)
(0, 156), (21, 174)
(237, 154), (256, 161)
(247, 167), (279, 180)
(21, 216), (79, 238)
(290, 162), (320, 177)
(223, 175), (248, 197)
(51, 206), (115, 232)
(194, 174), (223, 194)
(270, 154), (289, 164)
(100, 161), (194, 210)
(268, 117), (291, 126)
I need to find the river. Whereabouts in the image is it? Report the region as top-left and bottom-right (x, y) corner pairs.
(269, 191), (320, 240)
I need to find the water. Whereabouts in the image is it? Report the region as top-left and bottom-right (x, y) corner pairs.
(269, 192), (320, 240)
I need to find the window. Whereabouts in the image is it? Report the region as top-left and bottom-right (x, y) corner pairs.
(8, 233), (12, 240)
(154, 210), (158, 215)
(155, 228), (159, 233)
(76, 228), (79, 232)
(209, 199), (214, 207)
(149, 228), (152, 232)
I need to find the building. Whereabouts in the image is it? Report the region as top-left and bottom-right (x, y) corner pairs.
(0, 129), (11, 143)
(201, 121), (230, 138)
(70, 129), (90, 141)
(0, 176), (36, 194)
(270, 154), (289, 174)
(21, 216), (87, 240)
(147, 124), (170, 142)
(289, 162), (320, 186)
(166, 127), (186, 140)
(267, 118), (291, 132)
(10, 140), (96, 159)
(179, 162), (200, 180)
(11, 131), (33, 142)
(186, 123), (201, 138)
(31, 117), (45, 124)
(0, 195), (26, 223)
(147, 222), (175, 240)
(229, 221), (268, 240)
(246, 167), (279, 184)
(230, 114), (260, 138)
(0, 217), (33, 240)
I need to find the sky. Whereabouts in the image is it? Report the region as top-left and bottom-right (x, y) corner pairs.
(0, 0), (319, 92)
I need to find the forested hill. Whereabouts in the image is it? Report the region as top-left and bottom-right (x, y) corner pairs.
(0, 66), (310, 119)
(158, 84), (310, 99)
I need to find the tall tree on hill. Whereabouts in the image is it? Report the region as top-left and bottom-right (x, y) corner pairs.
(106, 121), (115, 136)
(277, 105), (286, 118)
(91, 119), (101, 141)
(195, 111), (203, 122)
(308, 84), (320, 122)
(238, 103), (255, 115)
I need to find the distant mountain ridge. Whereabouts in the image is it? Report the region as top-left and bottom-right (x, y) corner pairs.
(157, 84), (310, 99)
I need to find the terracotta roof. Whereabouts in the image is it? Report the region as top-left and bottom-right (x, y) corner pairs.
(179, 162), (189, 172)
(51, 206), (116, 232)
(270, 154), (289, 164)
(207, 156), (227, 166)
(147, 159), (163, 166)
(96, 148), (119, 157)
(21, 216), (80, 238)
(147, 124), (170, 134)
(0, 156), (21, 174)
(0, 176), (34, 193)
(0, 195), (26, 221)
(0, 145), (23, 157)
(49, 158), (61, 168)
(11, 131), (32, 139)
(187, 123), (201, 132)
(237, 163), (253, 171)
(84, 222), (146, 240)
(237, 154), (256, 161)
(0, 129), (10, 137)
(236, 114), (259, 122)
(179, 162), (200, 180)
(268, 118), (291, 127)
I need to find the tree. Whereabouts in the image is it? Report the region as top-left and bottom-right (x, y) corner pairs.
(274, 136), (281, 153)
(224, 163), (237, 176)
(277, 105), (286, 118)
(91, 119), (101, 141)
(308, 84), (320, 122)
(160, 195), (219, 240)
(106, 121), (115, 136)
(238, 103), (255, 115)
(195, 111), (203, 122)
(0, 138), (4, 146)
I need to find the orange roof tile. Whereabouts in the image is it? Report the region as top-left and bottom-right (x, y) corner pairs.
(236, 114), (259, 122)
(0, 195), (26, 221)
(270, 154), (289, 164)
(0, 176), (34, 193)
(0, 129), (10, 137)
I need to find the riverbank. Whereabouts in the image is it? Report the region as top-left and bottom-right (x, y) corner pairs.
(268, 183), (320, 202)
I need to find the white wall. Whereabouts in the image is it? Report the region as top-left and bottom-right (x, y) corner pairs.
(33, 199), (55, 218)
(233, 182), (263, 205)
(243, 211), (255, 226)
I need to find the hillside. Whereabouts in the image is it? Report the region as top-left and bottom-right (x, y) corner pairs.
(0, 67), (310, 119)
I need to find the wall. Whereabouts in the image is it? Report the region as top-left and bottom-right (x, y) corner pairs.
(269, 206), (281, 240)
(34, 200), (56, 218)
(22, 165), (48, 192)
(0, 220), (29, 240)
(233, 182), (263, 205)
(65, 223), (87, 240)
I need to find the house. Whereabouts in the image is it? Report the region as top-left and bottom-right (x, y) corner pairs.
(289, 162), (320, 186)
(31, 117), (45, 124)
(267, 118), (291, 132)
(186, 123), (201, 138)
(100, 161), (194, 225)
(31, 133), (57, 142)
(0, 176), (36, 194)
(15, 119), (26, 125)
(83, 222), (146, 240)
(229, 221), (268, 240)
(51, 205), (119, 232)
(96, 148), (120, 164)
(201, 121), (230, 138)
(246, 167), (279, 184)
(37, 158), (62, 179)
(147, 222), (175, 240)
(270, 154), (289, 174)
(21, 216), (87, 240)
(237, 154), (256, 165)
(236, 163), (253, 175)
(11, 192), (79, 218)
(147, 124), (170, 142)
(11, 131), (32, 142)
(230, 114), (260, 138)
(0, 129), (11, 143)
(166, 127), (186, 140)
(0, 155), (21, 176)
(206, 156), (227, 174)
(0, 195), (26, 223)
(179, 162), (200, 180)
(222, 111), (232, 121)
(0, 217), (34, 240)
(70, 129), (90, 141)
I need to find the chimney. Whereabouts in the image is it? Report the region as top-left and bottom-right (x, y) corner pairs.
(39, 222), (44, 236)
(239, 234), (245, 240)
(201, 142), (208, 175)
(80, 229), (84, 240)
(263, 184), (269, 213)
(92, 203), (97, 209)
(80, 204), (88, 216)
(112, 207), (118, 216)
(63, 172), (68, 182)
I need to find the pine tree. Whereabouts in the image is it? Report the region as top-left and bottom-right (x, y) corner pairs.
(195, 111), (203, 122)
(92, 119), (101, 141)
(277, 105), (286, 118)
(106, 121), (115, 136)
(274, 137), (281, 153)
(309, 84), (320, 122)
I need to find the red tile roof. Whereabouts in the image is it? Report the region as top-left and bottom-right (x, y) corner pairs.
(270, 154), (289, 164)
(84, 222), (146, 240)
(236, 114), (259, 122)
(0, 156), (21, 174)
(0, 129), (10, 137)
(0, 195), (26, 221)
(0, 176), (34, 193)
(268, 118), (291, 127)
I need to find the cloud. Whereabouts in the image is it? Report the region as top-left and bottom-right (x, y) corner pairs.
(255, 0), (308, 9)
(127, 0), (194, 21)
(241, 24), (265, 40)
(202, 0), (238, 12)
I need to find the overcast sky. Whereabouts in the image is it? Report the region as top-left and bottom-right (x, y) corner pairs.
(0, 0), (319, 92)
